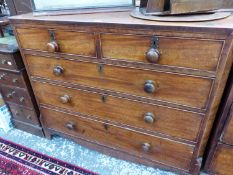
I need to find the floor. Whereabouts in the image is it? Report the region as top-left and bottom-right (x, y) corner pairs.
(0, 128), (176, 175)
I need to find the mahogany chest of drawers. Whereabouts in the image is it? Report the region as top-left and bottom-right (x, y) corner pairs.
(0, 46), (43, 137)
(10, 12), (233, 174)
(204, 68), (233, 175)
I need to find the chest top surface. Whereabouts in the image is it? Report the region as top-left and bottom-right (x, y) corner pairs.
(9, 11), (233, 33)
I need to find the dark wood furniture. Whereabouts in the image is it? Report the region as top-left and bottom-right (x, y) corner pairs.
(10, 12), (233, 174)
(203, 68), (233, 175)
(6, 0), (32, 16)
(0, 46), (43, 137)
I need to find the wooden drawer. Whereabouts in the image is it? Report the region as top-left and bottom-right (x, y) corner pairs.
(0, 53), (24, 71)
(209, 143), (233, 175)
(222, 104), (233, 145)
(16, 28), (96, 57)
(0, 70), (28, 88)
(0, 85), (34, 108)
(101, 34), (223, 71)
(12, 119), (44, 137)
(41, 107), (194, 171)
(8, 103), (40, 126)
(26, 55), (212, 109)
(33, 81), (202, 142)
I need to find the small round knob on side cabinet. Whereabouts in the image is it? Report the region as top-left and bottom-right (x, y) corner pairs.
(144, 80), (158, 94)
(12, 78), (18, 83)
(53, 66), (64, 76)
(60, 95), (71, 104)
(19, 97), (25, 103)
(66, 122), (75, 130)
(141, 143), (151, 153)
(47, 41), (59, 52)
(144, 112), (155, 124)
(26, 115), (32, 120)
(0, 73), (6, 80)
(146, 48), (160, 63)
(1, 59), (7, 65)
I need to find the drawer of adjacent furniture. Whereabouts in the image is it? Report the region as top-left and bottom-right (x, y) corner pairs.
(0, 85), (34, 108)
(209, 143), (233, 175)
(222, 104), (233, 145)
(26, 55), (213, 109)
(12, 119), (44, 137)
(41, 107), (194, 171)
(8, 103), (40, 126)
(0, 70), (28, 88)
(33, 81), (202, 142)
(101, 34), (223, 71)
(0, 53), (24, 71)
(16, 28), (96, 57)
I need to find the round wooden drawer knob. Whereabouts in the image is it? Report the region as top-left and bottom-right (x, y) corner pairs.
(12, 78), (18, 83)
(144, 80), (158, 93)
(60, 95), (71, 104)
(144, 112), (155, 124)
(53, 66), (64, 76)
(0, 73), (6, 80)
(146, 48), (160, 63)
(66, 122), (75, 130)
(141, 143), (151, 152)
(47, 41), (59, 52)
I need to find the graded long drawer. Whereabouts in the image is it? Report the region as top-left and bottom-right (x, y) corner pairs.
(16, 28), (96, 57)
(101, 34), (222, 71)
(25, 55), (213, 109)
(41, 107), (195, 171)
(209, 144), (233, 175)
(33, 81), (202, 142)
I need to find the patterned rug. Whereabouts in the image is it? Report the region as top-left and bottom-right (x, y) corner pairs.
(0, 137), (98, 175)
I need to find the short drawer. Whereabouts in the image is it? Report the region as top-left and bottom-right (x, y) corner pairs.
(16, 28), (96, 57)
(0, 70), (28, 88)
(33, 81), (202, 142)
(26, 55), (213, 109)
(0, 85), (34, 108)
(209, 143), (233, 175)
(41, 107), (195, 171)
(8, 103), (40, 126)
(101, 34), (223, 71)
(222, 104), (233, 145)
(12, 119), (44, 137)
(0, 53), (24, 71)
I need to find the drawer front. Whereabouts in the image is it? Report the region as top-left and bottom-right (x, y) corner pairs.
(26, 55), (212, 109)
(41, 107), (194, 171)
(13, 119), (44, 137)
(33, 81), (202, 141)
(0, 54), (21, 71)
(8, 103), (40, 126)
(0, 70), (27, 88)
(210, 144), (233, 175)
(101, 34), (223, 71)
(223, 105), (233, 145)
(16, 28), (96, 57)
(0, 86), (34, 108)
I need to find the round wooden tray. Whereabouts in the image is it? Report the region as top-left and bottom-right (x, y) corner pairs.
(131, 9), (231, 22)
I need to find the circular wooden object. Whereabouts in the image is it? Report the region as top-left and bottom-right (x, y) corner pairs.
(131, 9), (231, 22)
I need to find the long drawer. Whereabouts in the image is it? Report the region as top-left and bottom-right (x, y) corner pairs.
(222, 104), (233, 145)
(33, 81), (202, 142)
(41, 107), (195, 171)
(26, 55), (212, 109)
(16, 28), (96, 57)
(209, 143), (233, 175)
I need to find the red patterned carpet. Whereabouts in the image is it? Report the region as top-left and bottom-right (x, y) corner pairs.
(0, 137), (98, 175)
